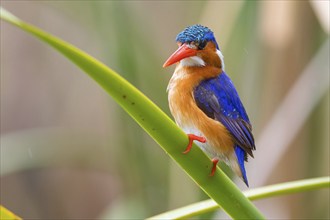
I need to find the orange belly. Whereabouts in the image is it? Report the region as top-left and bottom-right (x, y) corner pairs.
(167, 66), (234, 157)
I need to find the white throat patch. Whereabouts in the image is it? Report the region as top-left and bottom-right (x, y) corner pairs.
(216, 49), (225, 70)
(180, 56), (205, 67)
(179, 50), (225, 69)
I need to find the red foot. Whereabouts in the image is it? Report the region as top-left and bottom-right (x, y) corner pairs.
(182, 134), (206, 154)
(210, 158), (219, 176)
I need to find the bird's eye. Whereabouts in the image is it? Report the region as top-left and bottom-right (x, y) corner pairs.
(198, 41), (207, 50)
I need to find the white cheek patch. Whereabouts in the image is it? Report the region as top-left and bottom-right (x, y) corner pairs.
(180, 56), (205, 67)
(216, 49), (225, 70)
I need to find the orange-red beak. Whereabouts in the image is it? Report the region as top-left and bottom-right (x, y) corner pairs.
(163, 44), (197, 67)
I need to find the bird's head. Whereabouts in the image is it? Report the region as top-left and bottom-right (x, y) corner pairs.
(163, 24), (225, 70)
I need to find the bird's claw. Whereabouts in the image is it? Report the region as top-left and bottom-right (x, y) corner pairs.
(182, 134), (206, 154)
(210, 158), (219, 176)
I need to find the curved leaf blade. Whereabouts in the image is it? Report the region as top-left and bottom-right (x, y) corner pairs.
(149, 176), (330, 219)
(0, 205), (22, 220)
(1, 7), (264, 219)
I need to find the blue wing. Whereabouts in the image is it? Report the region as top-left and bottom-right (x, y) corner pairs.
(194, 72), (255, 186)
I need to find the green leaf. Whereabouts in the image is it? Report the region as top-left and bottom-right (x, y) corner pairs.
(0, 205), (22, 220)
(149, 176), (330, 219)
(1, 7), (264, 219)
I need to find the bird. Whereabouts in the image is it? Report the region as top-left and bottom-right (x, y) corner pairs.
(163, 24), (255, 186)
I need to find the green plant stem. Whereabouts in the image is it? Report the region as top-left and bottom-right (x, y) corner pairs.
(149, 176), (330, 219)
(1, 7), (264, 219)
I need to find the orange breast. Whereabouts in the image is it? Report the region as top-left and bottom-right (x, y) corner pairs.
(167, 65), (234, 156)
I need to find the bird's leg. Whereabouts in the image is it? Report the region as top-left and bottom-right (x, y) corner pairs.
(210, 158), (219, 176)
(183, 134), (206, 154)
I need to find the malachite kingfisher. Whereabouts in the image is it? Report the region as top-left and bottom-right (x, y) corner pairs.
(163, 24), (255, 186)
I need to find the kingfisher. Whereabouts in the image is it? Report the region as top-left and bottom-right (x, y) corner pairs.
(163, 25), (255, 186)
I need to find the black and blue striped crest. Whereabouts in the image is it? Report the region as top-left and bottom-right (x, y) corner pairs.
(175, 24), (219, 49)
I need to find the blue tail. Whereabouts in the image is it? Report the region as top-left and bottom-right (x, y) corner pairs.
(234, 146), (249, 187)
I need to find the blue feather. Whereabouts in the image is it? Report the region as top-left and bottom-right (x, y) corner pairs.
(175, 25), (219, 49)
(194, 72), (255, 185)
(235, 145), (249, 186)
(194, 73), (255, 148)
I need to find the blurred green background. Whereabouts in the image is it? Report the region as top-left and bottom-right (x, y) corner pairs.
(1, 1), (329, 219)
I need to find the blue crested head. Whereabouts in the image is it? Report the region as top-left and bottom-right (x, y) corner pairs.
(175, 24), (219, 49)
